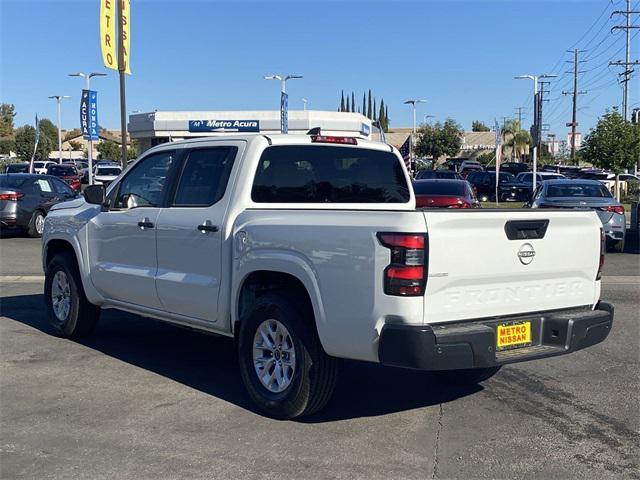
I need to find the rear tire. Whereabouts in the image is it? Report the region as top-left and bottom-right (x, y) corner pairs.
(44, 252), (100, 338)
(611, 239), (625, 253)
(238, 292), (339, 419)
(433, 366), (502, 385)
(27, 210), (45, 238)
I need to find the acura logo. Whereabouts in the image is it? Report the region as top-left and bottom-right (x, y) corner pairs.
(518, 243), (536, 265)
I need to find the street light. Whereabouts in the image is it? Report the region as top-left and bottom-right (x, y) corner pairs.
(302, 98), (308, 111)
(47, 95), (71, 164)
(424, 114), (435, 124)
(68, 72), (107, 184)
(264, 74), (303, 133)
(404, 99), (426, 173)
(515, 73), (557, 191)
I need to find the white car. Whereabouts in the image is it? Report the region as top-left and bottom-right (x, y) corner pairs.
(93, 165), (122, 185)
(33, 161), (55, 175)
(41, 134), (614, 419)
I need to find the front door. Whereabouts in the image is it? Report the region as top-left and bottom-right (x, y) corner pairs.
(87, 149), (178, 310)
(155, 144), (240, 322)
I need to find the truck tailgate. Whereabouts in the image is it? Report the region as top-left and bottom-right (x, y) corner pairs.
(423, 210), (601, 324)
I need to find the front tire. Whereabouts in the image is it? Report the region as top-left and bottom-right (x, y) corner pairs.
(433, 366), (502, 385)
(238, 293), (339, 419)
(44, 252), (100, 338)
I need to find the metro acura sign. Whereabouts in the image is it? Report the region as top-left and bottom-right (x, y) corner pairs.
(188, 119), (260, 133)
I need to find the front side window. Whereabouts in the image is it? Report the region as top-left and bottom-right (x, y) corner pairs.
(172, 147), (237, 207)
(113, 150), (175, 209)
(252, 145), (410, 203)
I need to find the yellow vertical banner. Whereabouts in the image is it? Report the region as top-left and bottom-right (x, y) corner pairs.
(121, 0), (131, 74)
(100, 0), (117, 71)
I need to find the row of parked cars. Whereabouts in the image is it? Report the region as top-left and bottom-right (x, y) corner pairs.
(413, 161), (634, 252)
(1, 161), (123, 237)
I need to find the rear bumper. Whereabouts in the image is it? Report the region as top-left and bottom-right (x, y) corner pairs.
(378, 301), (614, 370)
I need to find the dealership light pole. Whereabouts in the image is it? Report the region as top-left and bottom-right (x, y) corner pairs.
(404, 99), (426, 170)
(515, 74), (557, 191)
(264, 74), (303, 133)
(48, 95), (71, 164)
(302, 98), (308, 111)
(68, 72), (106, 185)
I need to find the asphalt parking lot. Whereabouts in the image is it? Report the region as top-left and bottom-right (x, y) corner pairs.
(1, 236), (638, 479)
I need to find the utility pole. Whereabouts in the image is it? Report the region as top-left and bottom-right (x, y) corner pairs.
(611, 0), (640, 121)
(47, 95), (70, 164)
(514, 107), (526, 129)
(562, 49), (587, 164)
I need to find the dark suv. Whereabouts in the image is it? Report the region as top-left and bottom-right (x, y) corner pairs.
(466, 171), (516, 201)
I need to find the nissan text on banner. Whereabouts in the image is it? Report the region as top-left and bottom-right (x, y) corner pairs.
(100, 0), (131, 74)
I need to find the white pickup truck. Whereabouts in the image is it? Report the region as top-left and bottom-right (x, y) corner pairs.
(42, 134), (614, 419)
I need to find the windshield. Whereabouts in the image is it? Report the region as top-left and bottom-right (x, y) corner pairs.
(547, 183), (612, 198)
(6, 164), (29, 173)
(413, 181), (466, 196)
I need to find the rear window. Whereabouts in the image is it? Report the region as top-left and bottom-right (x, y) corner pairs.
(413, 181), (466, 196)
(48, 165), (76, 175)
(416, 170), (458, 180)
(97, 167), (121, 176)
(6, 164), (28, 173)
(0, 176), (31, 189)
(547, 184), (611, 198)
(251, 145), (410, 203)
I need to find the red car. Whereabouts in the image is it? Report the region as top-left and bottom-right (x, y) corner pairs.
(46, 164), (82, 191)
(413, 179), (480, 209)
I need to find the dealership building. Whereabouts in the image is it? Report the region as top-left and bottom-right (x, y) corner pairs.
(128, 110), (372, 152)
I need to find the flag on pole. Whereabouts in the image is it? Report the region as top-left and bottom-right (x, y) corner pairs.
(399, 135), (411, 171)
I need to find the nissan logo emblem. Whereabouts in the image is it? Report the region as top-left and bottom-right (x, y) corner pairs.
(518, 243), (536, 265)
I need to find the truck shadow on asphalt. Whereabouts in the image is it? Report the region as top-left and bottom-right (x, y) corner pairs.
(1, 293), (481, 422)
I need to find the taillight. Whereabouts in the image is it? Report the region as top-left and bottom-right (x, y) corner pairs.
(377, 232), (427, 296)
(448, 200), (471, 209)
(607, 205), (624, 215)
(596, 227), (605, 281)
(310, 135), (357, 145)
(0, 192), (24, 201)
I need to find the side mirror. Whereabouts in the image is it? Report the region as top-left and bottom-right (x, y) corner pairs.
(84, 184), (106, 205)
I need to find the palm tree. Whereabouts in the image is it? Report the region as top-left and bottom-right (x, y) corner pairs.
(501, 120), (530, 161)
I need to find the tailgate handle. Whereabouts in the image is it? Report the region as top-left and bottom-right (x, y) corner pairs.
(504, 220), (549, 240)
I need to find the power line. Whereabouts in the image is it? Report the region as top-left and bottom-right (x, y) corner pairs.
(610, 0), (640, 120)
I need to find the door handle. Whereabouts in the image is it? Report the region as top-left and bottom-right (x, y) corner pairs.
(197, 223), (219, 233)
(137, 219), (155, 229)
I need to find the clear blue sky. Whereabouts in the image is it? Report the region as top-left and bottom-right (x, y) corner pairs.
(1, 0), (638, 142)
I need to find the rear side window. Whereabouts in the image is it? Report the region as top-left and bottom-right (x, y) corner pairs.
(172, 147), (237, 207)
(251, 145), (410, 203)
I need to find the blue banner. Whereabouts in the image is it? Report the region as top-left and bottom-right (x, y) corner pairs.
(281, 92), (288, 134)
(80, 90), (99, 141)
(188, 120), (260, 133)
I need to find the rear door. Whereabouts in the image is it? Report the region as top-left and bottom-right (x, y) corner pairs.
(154, 143), (241, 322)
(422, 210), (601, 324)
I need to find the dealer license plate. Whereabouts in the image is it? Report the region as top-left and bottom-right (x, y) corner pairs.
(496, 321), (532, 351)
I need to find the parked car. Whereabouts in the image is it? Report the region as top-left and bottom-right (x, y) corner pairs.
(46, 164), (81, 191)
(414, 170), (463, 180)
(466, 170), (516, 201)
(64, 160), (89, 178)
(459, 160), (483, 178)
(619, 173), (639, 183)
(541, 164), (583, 178)
(413, 179), (479, 208)
(93, 165), (122, 186)
(42, 134), (613, 419)
(33, 161), (55, 175)
(5, 163), (29, 173)
(1, 174), (78, 237)
(500, 162), (529, 176)
(498, 172), (566, 202)
(528, 179), (626, 252)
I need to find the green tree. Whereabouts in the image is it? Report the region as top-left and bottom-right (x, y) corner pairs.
(362, 93), (366, 117)
(378, 99), (387, 132)
(64, 129), (81, 141)
(38, 118), (59, 147)
(0, 138), (15, 154)
(373, 98), (377, 121)
(340, 91), (345, 112)
(346, 95), (350, 112)
(351, 92), (356, 113)
(14, 125), (53, 162)
(385, 105), (389, 130)
(96, 140), (122, 160)
(68, 140), (82, 151)
(0, 104), (16, 137)
(581, 108), (640, 200)
(471, 120), (490, 132)
(414, 119), (463, 163)
(367, 90), (372, 120)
